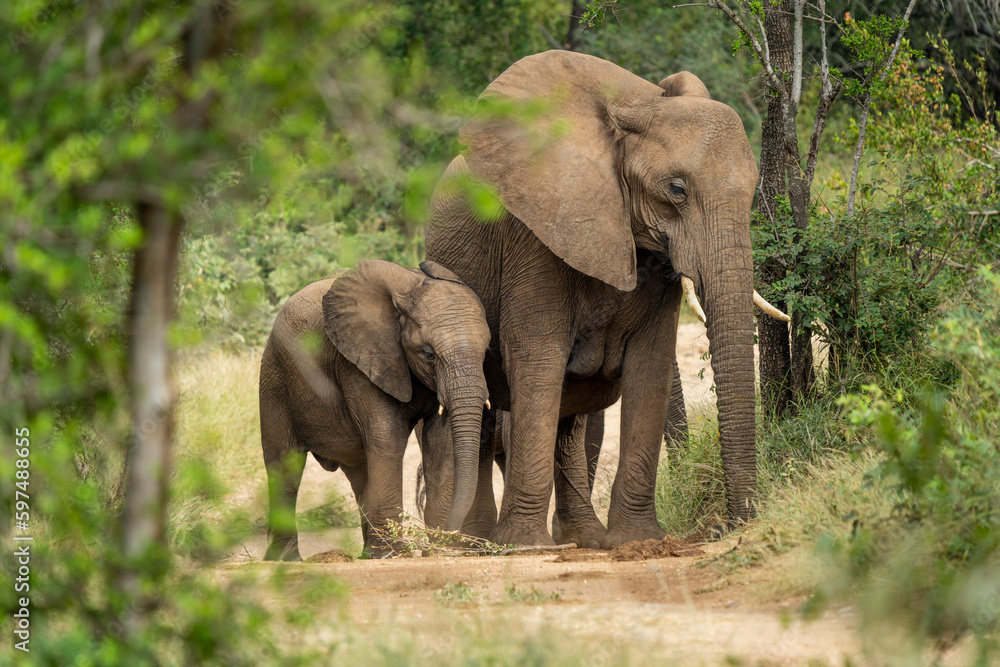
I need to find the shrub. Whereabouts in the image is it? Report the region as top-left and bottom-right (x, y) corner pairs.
(177, 204), (420, 350)
(832, 268), (1000, 657)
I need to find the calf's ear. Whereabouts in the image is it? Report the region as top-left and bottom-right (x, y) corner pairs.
(323, 260), (424, 403)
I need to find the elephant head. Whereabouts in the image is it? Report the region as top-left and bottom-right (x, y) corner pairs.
(323, 259), (491, 531)
(459, 51), (788, 525)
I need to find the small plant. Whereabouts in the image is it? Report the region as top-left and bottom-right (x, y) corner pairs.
(435, 582), (476, 605)
(504, 585), (562, 603)
(654, 423), (727, 536)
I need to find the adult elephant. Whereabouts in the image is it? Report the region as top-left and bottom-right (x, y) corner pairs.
(424, 51), (788, 547)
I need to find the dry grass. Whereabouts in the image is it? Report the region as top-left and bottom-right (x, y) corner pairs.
(174, 347), (266, 506)
(169, 348), (268, 556)
(722, 449), (892, 603)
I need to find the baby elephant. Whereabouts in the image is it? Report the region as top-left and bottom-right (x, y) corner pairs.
(260, 259), (491, 560)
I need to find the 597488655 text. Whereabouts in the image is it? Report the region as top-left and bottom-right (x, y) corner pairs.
(13, 426), (32, 653)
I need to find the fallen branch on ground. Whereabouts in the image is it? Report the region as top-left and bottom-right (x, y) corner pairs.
(368, 514), (577, 558)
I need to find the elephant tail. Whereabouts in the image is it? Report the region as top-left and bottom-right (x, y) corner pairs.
(414, 462), (427, 521)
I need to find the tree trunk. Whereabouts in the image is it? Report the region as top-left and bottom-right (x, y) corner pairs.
(756, 0), (793, 417)
(118, 203), (183, 615)
(116, 0), (225, 629)
(786, 153), (814, 403)
(566, 0), (584, 51)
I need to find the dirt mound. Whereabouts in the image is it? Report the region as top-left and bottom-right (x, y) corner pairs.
(306, 550), (354, 563)
(610, 536), (704, 561)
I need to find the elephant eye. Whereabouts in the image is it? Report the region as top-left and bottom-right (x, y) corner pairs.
(670, 183), (687, 198)
(421, 346), (436, 361)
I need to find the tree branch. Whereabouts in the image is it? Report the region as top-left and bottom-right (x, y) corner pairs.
(879, 0), (918, 84)
(705, 0), (786, 94)
(803, 81), (842, 190)
(803, 0), (841, 191)
(538, 23), (565, 50)
(791, 0), (804, 107)
(846, 0), (918, 220)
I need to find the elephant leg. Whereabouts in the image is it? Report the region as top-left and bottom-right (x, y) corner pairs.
(358, 428), (407, 558)
(462, 407), (499, 538)
(415, 413), (451, 530)
(603, 294), (681, 549)
(552, 409), (604, 542)
(493, 409), (509, 480)
(340, 462), (368, 545)
(551, 413), (605, 548)
(663, 358), (689, 459)
(262, 387), (306, 562)
(413, 420), (427, 521)
(584, 409), (604, 491)
(491, 351), (565, 546)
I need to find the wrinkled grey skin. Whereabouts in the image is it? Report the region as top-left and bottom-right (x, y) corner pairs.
(418, 360), (687, 545)
(420, 408), (605, 545)
(259, 259), (490, 560)
(424, 51), (759, 547)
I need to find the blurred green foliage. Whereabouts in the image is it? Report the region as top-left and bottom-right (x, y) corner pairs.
(0, 0), (419, 663)
(831, 268), (1000, 658)
(178, 207), (418, 349)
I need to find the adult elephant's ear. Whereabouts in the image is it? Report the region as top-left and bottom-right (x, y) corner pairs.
(323, 260), (423, 403)
(658, 72), (712, 99)
(460, 51), (665, 292)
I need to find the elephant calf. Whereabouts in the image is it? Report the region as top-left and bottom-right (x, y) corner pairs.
(259, 259), (491, 560)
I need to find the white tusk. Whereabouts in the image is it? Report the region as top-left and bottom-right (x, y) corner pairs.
(681, 276), (706, 324)
(753, 290), (790, 322)
(485, 399), (491, 410)
(438, 405), (444, 416)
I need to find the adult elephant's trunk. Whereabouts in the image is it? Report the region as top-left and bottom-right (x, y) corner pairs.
(441, 356), (488, 532)
(701, 233), (757, 527)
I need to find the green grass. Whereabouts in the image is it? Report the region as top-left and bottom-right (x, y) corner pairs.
(319, 616), (655, 667)
(504, 585), (562, 603)
(435, 581), (476, 604)
(655, 421), (727, 535)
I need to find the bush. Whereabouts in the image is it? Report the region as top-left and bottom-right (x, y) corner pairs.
(753, 40), (999, 385)
(656, 393), (856, 537)
(177, 204), (421, 350)
(831, 268), (1000, 657)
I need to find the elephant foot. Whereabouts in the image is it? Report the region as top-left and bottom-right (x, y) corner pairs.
(552, 514), (605, 549)
(489, 517), (555, 547)
(461, 518), (498, 540)
(600, 520), (666, 550)
(263, 536), (301, 562)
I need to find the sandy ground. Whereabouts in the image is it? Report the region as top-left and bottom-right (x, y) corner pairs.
(220, 546), (863, 666)
(227, 323), (876, 665)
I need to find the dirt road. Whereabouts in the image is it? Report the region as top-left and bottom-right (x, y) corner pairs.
(226, 543), (861, 665)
